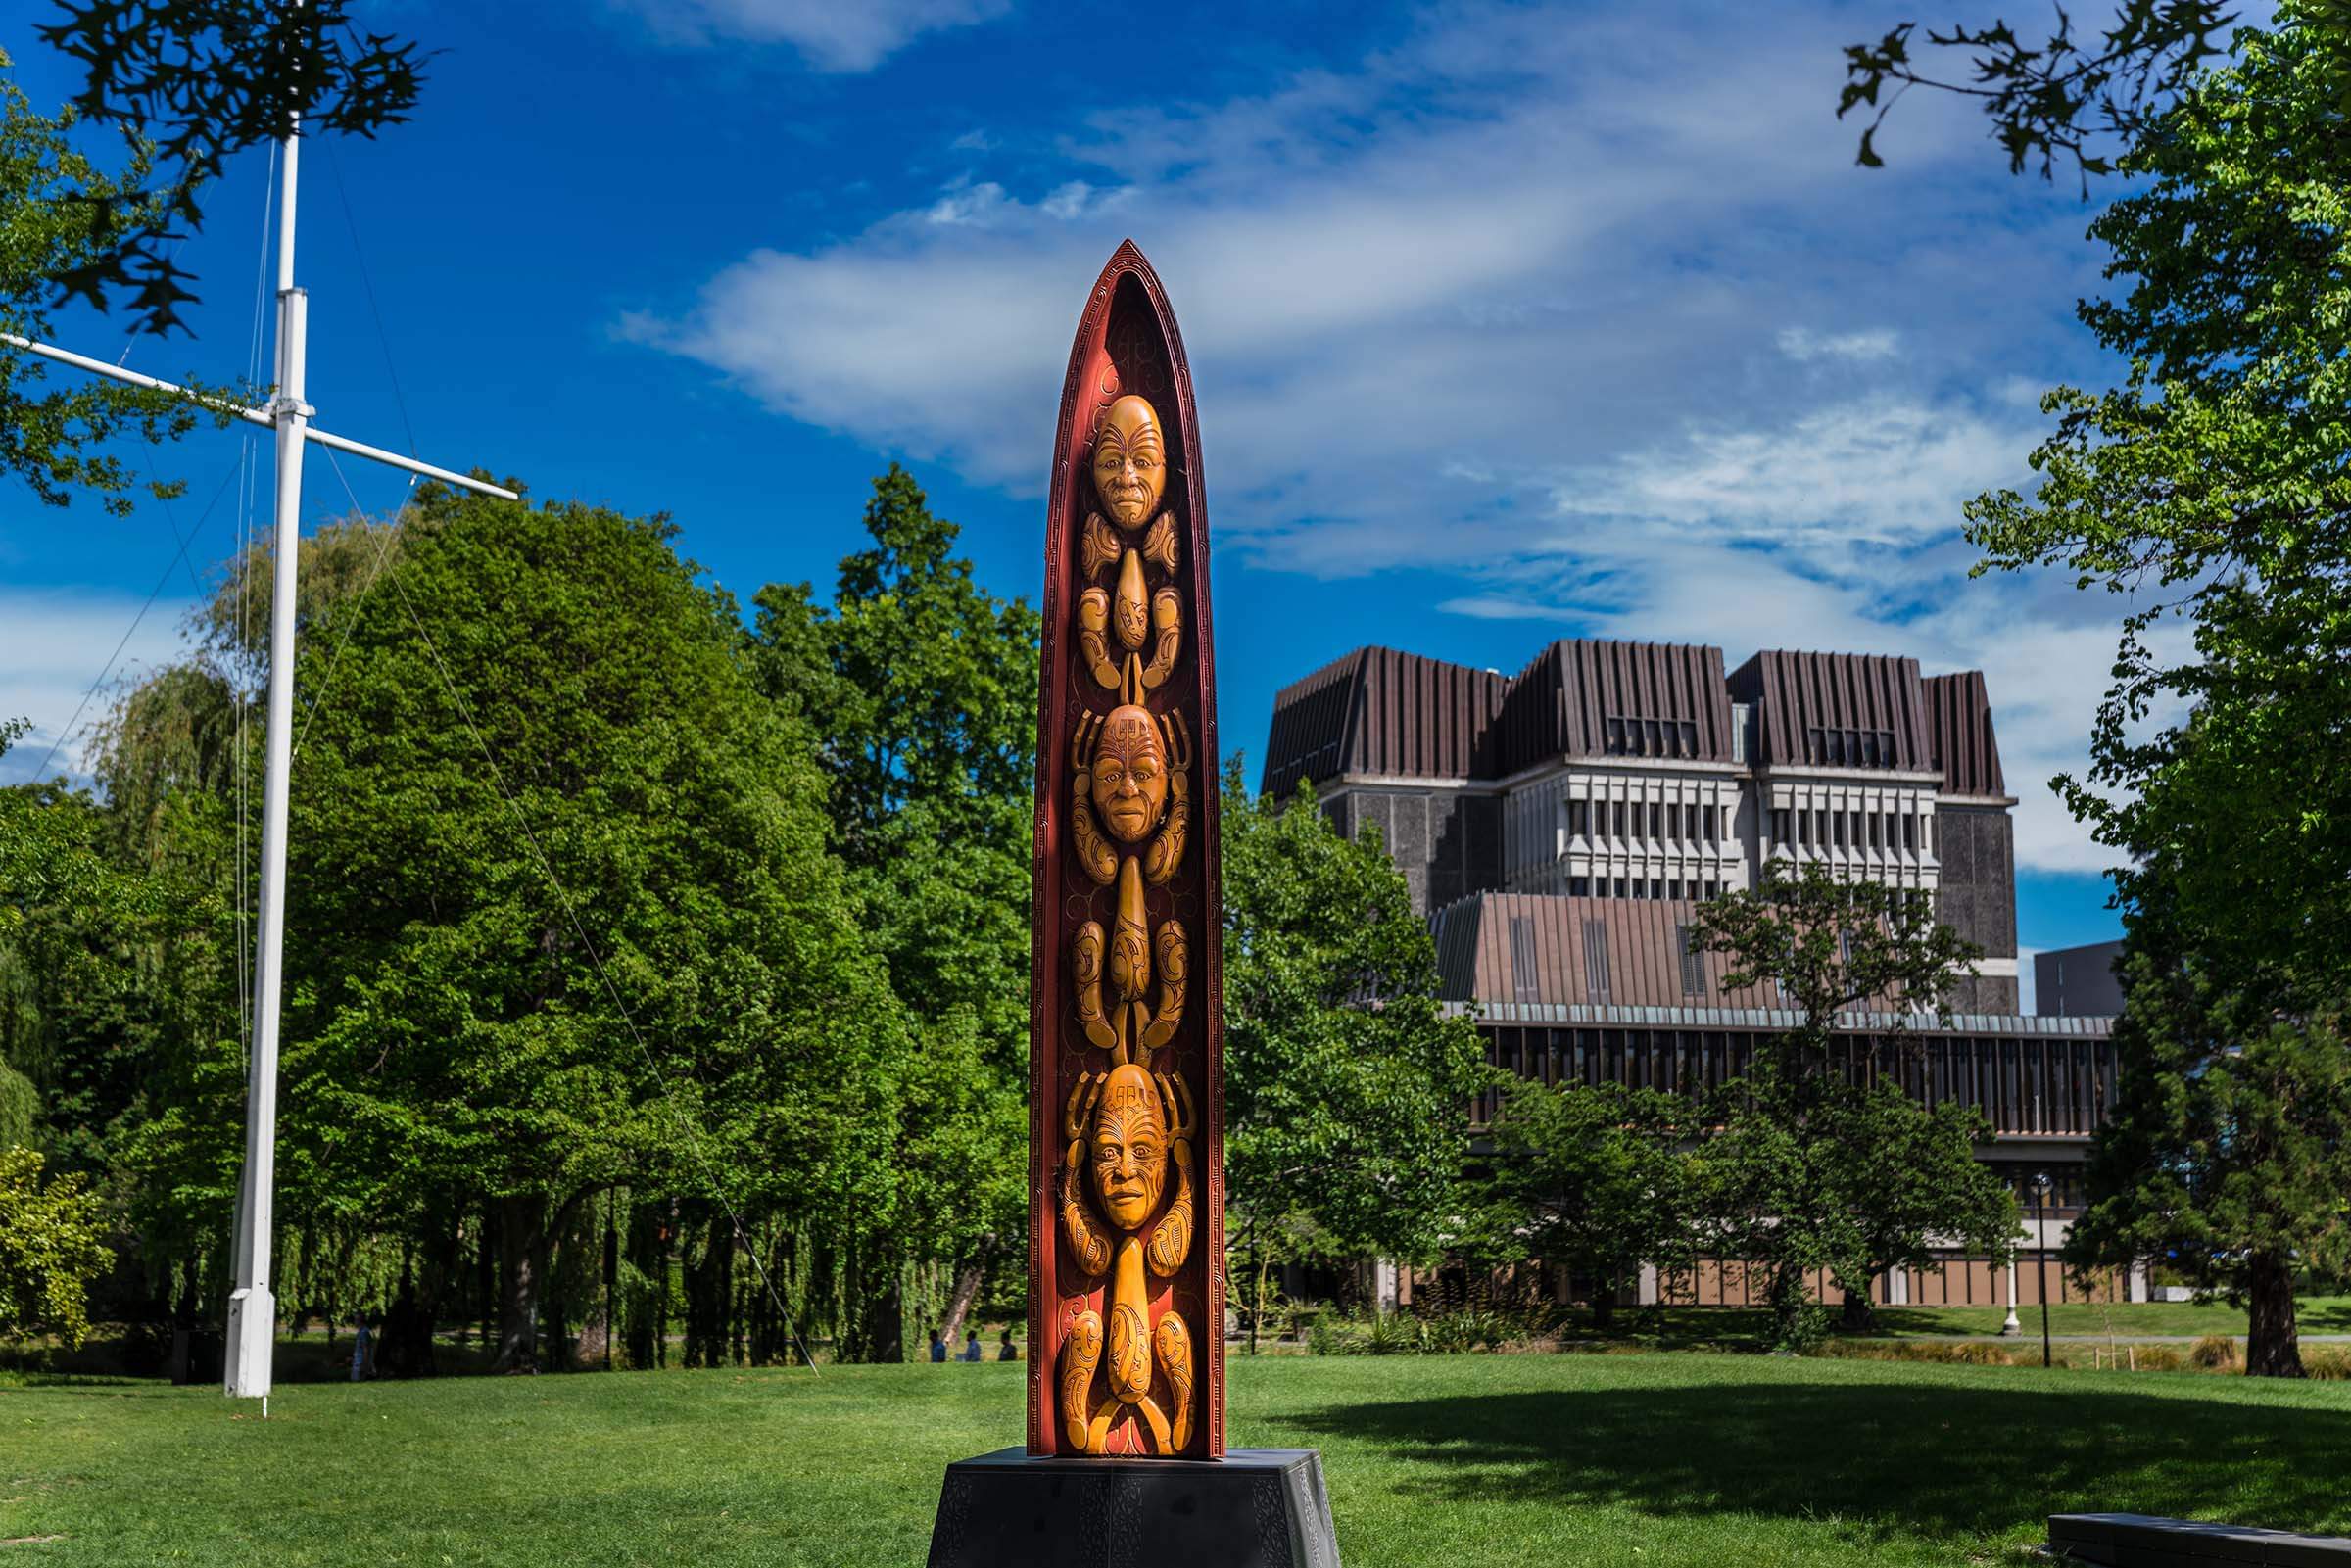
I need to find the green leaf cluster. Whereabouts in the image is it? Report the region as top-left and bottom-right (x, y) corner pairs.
(1964, 8), (2351, 1375)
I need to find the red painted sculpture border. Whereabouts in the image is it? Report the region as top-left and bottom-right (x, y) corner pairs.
(1027, 240), (1225, 1458)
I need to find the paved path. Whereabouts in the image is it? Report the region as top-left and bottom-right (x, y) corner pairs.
(1900, 1332), (2351, 1344)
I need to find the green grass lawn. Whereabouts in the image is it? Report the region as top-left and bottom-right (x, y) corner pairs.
(9, 1353), (2351, 1567)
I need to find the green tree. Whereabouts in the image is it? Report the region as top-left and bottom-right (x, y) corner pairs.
(1221, 771), (1495, 1346)
(1472, 1078), (1700, 1328)
(1967, 12), (2351, 1375)
(203, 492), (908, 1369)
(747, 465), (1036, 1349)
(0, 61), (225, 514)
(0, 1145), (114, 1349)
(1693, 861), (2016, 1348)
(2064, 892), (2351, 1376)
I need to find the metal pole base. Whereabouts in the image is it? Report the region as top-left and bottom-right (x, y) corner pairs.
(223, 1287), (276, 1398)
(1998, 1311), (2022, 1337)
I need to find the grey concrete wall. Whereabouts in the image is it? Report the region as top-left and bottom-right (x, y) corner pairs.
(1335, 786), (1502, 915)
(1937, 803), (2019, 1013)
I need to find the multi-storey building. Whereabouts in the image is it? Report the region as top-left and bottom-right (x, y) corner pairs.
(1263, 639), (2128, 1309)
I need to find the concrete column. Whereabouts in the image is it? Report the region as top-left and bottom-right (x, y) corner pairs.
(2128, 1261), (2149, 1304)
(1999, 1261), (2022, 1336)
(1637, 1263), (1659, 1307)
(1373, 1259), (1399, 1316)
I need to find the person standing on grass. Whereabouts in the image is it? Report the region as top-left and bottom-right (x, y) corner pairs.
(929, 1326), (948, 1363)
(351, 1311), (372, 1382)
(961, 1329), (984, 1362)
(998, 1329), (1020, 1362)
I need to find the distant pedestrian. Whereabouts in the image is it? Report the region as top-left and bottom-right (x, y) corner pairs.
(998, 1330), (1020, 1362)
(928, 1327), (947, 1363)
(351, 1312), (373, 1382)
(961, 1330), (983, 1362)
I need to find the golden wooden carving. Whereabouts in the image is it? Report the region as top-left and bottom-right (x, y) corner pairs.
(1057, 1063), (1196, 1455)
(1067, 694), (1191, 1069)
(1051, 386), (1203, 1457)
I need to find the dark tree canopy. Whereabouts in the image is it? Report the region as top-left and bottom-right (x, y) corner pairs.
(1839, 0), (2240, 184)
(35, 0), (429, 336)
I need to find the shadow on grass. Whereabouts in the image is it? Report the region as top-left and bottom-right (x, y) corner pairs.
(1291, 1380), (2351, 1546)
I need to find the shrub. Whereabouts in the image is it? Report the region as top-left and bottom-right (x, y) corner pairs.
(2134, 1345), (2185, 1372)
(2189, 1334), (2241, 1371)
(2302, 1347), (2351, 1381)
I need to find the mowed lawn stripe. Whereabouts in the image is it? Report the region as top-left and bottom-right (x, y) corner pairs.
(8, 1354), (2350, 1567)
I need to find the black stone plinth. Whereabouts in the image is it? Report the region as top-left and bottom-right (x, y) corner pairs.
(927, 1447), (1340, 1568)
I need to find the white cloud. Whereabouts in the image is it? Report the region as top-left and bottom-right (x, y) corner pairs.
(1778, 326), (1900, 362)
(611, 0), (1009, 71)
(629, 0), (2133, 870)
(0, 589), (193, 785)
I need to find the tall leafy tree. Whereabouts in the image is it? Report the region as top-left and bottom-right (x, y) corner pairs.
(1693, 861), (2017, 1348)
(747, 465), (1036, 1351)
(2067, 893), (2351, 1376)
(1221, 772), (1495, 1342)
(198, 491), (909, 1369)
(1967, 11), (2351, 1375)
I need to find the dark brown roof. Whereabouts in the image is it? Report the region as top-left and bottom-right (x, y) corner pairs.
(1924, 671), (2007, 795)
(1265, 640), (2007, 795)
(1726, 649), (1934, 773)
(1430, 892), (1770, 1009)
(1494, 640), (1735, 775)
(1260, 647), (1508, 799)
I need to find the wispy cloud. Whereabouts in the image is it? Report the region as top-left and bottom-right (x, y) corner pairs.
(628, 0), (2132, 870)
(610, 0), (1010, 71)
(1778, 326), (1900, 362)
(0, 590), (193, 785)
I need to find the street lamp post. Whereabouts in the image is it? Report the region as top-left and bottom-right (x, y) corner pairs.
(2034, 1173), (2054, 1369)
(2000, 1259), (2021, 1337)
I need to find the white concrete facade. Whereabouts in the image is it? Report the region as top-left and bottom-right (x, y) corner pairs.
(1502, 761), (1750, 899)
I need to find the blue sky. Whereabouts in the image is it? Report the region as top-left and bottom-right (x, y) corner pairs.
(1, 0), (2142, 977)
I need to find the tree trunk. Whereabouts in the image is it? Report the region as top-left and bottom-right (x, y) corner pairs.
(625, 1201), (660, 1370)
(1839, 1275), (1879, 1334)
(2244, 1250), (2305, 1378)
(938, 1261), (985, 1347)
(1591, 1271), (1617, 1331)
(495, 1194), (547, 1372)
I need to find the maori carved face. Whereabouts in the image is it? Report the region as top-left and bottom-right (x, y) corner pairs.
(1090, 1065), (1170, 1230)
(1092, 395), (1167, 529)
(1090, 705), (1168, 843)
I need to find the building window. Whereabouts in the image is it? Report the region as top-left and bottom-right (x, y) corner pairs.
(1612, 877), (1629, 898)
(1511, 915), (1541, 1002)
(1569, 876), (1590, 896)
(1677, 924), (1705, 996)
(1582, 919), (1611, 1004)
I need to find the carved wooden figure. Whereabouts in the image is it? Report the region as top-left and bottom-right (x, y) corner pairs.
(1030, 241), (1223, 1460)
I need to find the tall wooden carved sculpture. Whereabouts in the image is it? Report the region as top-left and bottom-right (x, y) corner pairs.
(1029, 241), (1224, 1460)
(929, 241), (1335, 1567)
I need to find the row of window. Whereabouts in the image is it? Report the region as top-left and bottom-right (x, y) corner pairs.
(1476, 1025), (2119, 1139)
(1773, 804), (1928, 854)
(1603, 715), (1703, 759)
(1563, 797), (1721, 843)
(1805, 726), (1898, 767)
(1565, 876), (1726, 901)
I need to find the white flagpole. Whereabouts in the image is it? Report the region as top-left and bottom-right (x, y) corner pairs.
(222, 96), (308, 1402)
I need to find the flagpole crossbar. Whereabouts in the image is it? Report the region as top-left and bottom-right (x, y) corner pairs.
(1, 331), (518, 500)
